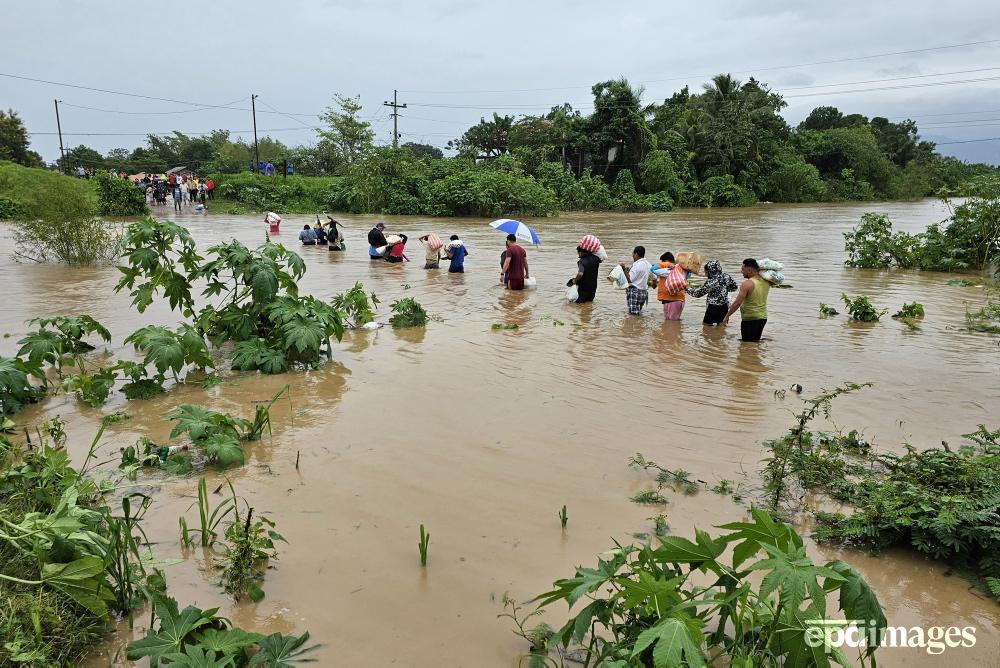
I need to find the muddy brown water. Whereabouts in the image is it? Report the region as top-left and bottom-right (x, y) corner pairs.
(1, 200), (998, 666)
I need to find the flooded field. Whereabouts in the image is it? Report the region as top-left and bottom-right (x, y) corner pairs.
(1, 199), (998, 666)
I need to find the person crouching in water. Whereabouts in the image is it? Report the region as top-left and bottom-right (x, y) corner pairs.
(656, 252), (686, 320)
(367, 222), (388, 260)
(299, 224), (317, 245)
(386, 234), (409, 263)
(687, 259), (738, 325)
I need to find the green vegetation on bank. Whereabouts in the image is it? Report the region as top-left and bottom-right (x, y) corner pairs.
(762, 384), (1000, 600)
(845, 175), (1000, 274)
(514, 510), (886, 667)
(4, 75), (998, 217)
(0, 413), (316, 666)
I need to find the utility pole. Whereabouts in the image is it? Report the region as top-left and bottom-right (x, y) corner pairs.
(383, 89), (407, 148)
(54, 99), (66, 173)
(251, 94), (260, 173)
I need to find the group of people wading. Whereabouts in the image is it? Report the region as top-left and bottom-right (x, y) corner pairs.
(291, 219), (773, 343)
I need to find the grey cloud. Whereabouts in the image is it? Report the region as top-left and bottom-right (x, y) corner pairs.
(4, 0), (1000, 161)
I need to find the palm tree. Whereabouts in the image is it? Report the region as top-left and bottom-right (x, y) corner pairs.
(702, 74), (743, 112)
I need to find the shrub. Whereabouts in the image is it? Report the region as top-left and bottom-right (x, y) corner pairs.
(691, 175), (758, 207)
(524, 510), (885, 667)
(845, 178), (1000, 274)
(765, 160), (827, 202)
(427, 169), (558, 217)
(0, 161), (121, 265)
(760, 386), (1000, 593)
(94, 171), (147, 216)
(843, 212), (919, 268)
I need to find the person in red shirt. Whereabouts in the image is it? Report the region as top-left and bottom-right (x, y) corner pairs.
(167, 173), (176, 186)
(386, 234), (409, 263)
(500, 234), (529, 290)
(205, 178), (215, 200)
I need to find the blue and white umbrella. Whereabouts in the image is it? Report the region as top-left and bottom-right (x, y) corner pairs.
(489, 219), (541, 246)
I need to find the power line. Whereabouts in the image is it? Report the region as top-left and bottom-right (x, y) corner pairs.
(779, 66), (1000, 92)
(255, 97), (318, 130)
(936, 136), (1000, 144)
(0, 72), (257, 109)
(783, 74), (1000, 99)
(892, 109), (1000, 119)
(398, 38), (1000, 94)
(59, 97), (250, 115)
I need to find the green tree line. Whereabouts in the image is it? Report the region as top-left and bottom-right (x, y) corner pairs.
(3, 76), (998, 216)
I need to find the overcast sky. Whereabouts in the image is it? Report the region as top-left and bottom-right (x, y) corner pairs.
(4, 0), (1000, 164)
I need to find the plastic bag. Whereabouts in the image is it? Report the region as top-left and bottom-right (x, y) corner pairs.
(524, 277), (537, 289)
(758, 258), (784, 271)
(566, 284), (579, 301)
(665, 266), (687, 293)
(595, 244), (608, 261)
(608, 264), (627, 288)
(760, 269), (785, 285)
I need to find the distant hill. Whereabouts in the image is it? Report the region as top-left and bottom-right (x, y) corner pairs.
(925, 135), (1000, 166)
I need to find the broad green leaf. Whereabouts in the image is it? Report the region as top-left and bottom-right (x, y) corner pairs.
(162, 453), (194, 475)
(828, 561), (886, 652)
(278, 317), (325, 354)
(193, 628), (263, 656)
(654, 528), (724, 564)
(618, 572), (683, 613)
(249, 631), (320, 666)
(41, 556), (109, 616)
(631, 617), (707, 668)
(204, 433), (245, 466)
(127, 595), (214, 664)
(17, 329), (65, 365)
(748, 543), (845, 614)
(162, 645), (236, 668)
(249, 264), (280, 303)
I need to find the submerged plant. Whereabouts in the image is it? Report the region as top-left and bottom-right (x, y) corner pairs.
(558, 505), (567, 529)
(841, 293), (888, 322)
(892, 301), (925, 319)
(390, 297), (428, 328)
(629, 489), (667, 505)
(220, 503), (284, 603)
(418, 524), (430, 566)
(965, 289), (1000, 334)
(127, 592), (318, 665)
(165, 396), (285, 470)
(332, 282), (380, 327)
(818, 302), (839, 316)
(179, 477), (235, 548)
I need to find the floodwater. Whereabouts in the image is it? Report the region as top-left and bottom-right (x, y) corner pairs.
(1, 200), (998, 667)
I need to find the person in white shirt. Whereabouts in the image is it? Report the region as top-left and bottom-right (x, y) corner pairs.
(622, 245), (652, 315)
